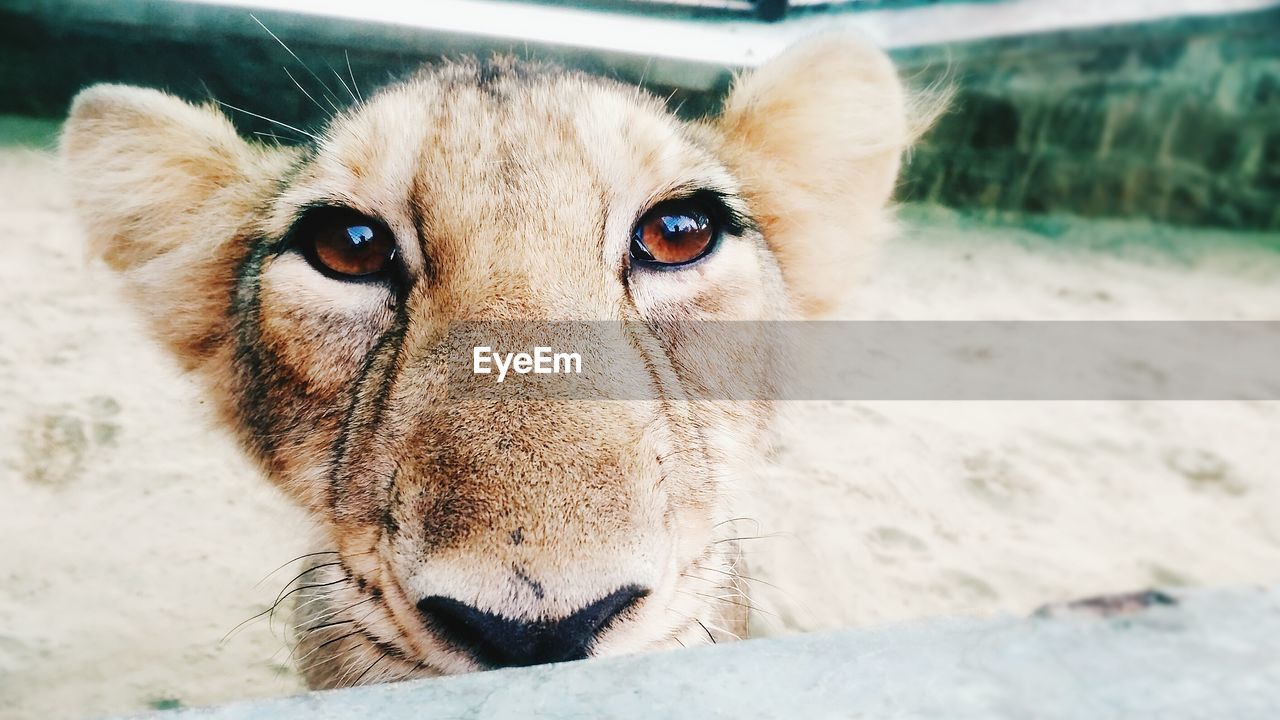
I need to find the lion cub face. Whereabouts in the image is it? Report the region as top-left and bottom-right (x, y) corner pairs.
(62, 35), (907, 686)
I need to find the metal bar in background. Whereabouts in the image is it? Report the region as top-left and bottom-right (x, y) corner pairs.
(2, 0), (1276, 229)
(7, 0), (1280, 93)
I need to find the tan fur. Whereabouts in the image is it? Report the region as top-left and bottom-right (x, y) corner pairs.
(717, 34), (911, 317)
(62, 34), (912, 687)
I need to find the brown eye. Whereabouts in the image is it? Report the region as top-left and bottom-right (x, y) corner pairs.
(630, 200), (718, 267)
(297, 208), (397, 278)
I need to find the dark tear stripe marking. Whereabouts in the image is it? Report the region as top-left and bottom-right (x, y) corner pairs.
(616, 191), (683, 432)
(618, 308), (707, 499)
(622, 319), (677, 408)
(230, 159), (316, 458)
(325, 131), (438, 513)
(325, 309), (410, 513)
(619, 277), (717, 501)
(406, 171), (435, 284)
(614, 174), (740, 492)
(231, 238), (283, 457)
(361, 142), (439, 538)
(653, 336), (718, 490)
(614, 198), (702, 492)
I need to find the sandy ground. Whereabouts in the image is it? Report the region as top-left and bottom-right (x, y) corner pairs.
(2, 141), (1279, 720)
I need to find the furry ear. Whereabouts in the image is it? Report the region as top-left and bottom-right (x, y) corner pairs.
(61, 85), (291, 370)
(717, 34), (913, 317)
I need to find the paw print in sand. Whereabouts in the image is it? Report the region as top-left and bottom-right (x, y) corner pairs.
(20, 395), (122, 487)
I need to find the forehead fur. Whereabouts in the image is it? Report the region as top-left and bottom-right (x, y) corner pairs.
(273, 59), (742, 311)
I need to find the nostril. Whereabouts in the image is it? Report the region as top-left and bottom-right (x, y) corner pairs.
(417, 585), (648, 668)
(559, 585), (648, 649)
(415, 596), (512, 665)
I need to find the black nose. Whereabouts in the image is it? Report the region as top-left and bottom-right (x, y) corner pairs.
(416, 586), (647, 668)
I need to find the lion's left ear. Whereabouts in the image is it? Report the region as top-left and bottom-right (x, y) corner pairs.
(61, 85), (295, 371)
(716, 33), (912, 317)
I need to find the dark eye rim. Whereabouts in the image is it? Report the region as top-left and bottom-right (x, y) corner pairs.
(628, 190), (748, 272)
(287, 205), (403, 285)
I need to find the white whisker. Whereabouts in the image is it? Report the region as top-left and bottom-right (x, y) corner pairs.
(284, 66), (332, 117)
(345, 50), (364, 103)
(250, 13), (341, 112)
(217, 100), (320, 142)
(330, 66), (358, 105)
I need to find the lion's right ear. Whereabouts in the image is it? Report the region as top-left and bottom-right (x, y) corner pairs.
(715, 34), (914, 317)
(61, 85), (291, 370)
(62, 84), (270, 270)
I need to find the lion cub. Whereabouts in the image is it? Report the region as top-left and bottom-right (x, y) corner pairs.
(61, 34), (908, 687)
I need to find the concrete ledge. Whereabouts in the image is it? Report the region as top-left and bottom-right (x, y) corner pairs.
(128, 585), (1280, 719)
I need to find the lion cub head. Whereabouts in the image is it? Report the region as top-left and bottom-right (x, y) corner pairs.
(62, 34), (908, 686)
